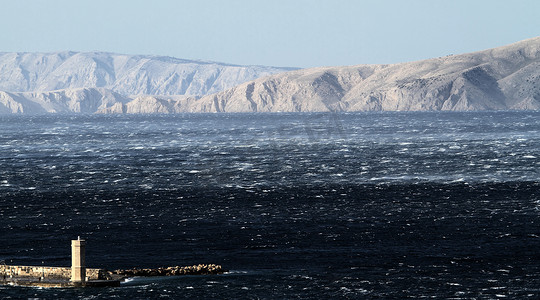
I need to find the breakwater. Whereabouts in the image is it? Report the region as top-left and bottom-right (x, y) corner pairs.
(1, 238), (226, 288)
(111, 264), (226, 277)
(0, 265), (114, 288)
(0, 264), (227, 288)
(0, 265), (105, 280)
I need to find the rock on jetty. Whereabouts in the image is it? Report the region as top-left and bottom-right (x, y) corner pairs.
(111, 264), (226, 277)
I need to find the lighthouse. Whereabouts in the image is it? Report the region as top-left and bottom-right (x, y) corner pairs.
(71, 237), (86, 284)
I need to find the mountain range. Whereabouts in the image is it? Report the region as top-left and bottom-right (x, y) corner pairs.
(1, 37), (539, 114)
(0, 52), (293, 113)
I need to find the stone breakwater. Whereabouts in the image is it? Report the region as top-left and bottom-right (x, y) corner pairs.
(1, 264), (227, 288)
(0, 265), (106, 280)
(111, 264), (227, 277)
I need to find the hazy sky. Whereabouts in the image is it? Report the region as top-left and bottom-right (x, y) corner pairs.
(1, 0), (538, 68)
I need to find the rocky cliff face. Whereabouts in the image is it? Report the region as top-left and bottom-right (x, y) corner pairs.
(191, 37), (540, 112)
(97, 95), (197, 114)
(0, 88), (130, 114)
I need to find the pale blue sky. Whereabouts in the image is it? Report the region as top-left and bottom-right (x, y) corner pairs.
(1, 0), (538, 68)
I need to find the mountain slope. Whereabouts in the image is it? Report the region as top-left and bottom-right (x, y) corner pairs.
(0, 52), (294, 96)
(191, 37), (540, 112)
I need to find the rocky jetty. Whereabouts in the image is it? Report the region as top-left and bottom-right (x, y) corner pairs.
(111, 264), (226, 277)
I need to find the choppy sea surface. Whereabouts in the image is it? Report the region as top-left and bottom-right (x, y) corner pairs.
(0, 111), (539, 299)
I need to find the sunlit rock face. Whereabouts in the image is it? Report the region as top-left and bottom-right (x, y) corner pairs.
(192, 37), (540, 112)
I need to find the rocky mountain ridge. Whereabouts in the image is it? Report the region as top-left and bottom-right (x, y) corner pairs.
(191, 37), (540, 112)
(1, 37), (539, 114)
(0, 51), (293, 96)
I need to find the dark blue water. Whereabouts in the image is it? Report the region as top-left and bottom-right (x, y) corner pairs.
(0, 112), (539, 299)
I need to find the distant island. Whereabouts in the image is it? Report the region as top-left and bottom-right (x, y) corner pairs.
(1, 37), (539, 114)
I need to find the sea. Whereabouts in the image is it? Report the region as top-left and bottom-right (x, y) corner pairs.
(0, 111), (539, 299)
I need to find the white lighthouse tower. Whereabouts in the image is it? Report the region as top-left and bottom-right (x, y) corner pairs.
(71, 237), (86, 284)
